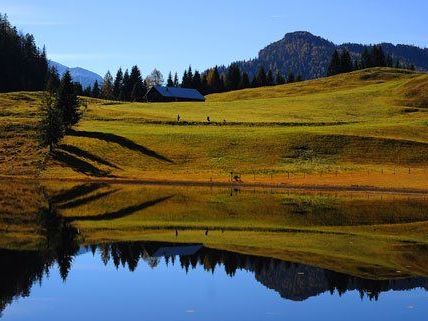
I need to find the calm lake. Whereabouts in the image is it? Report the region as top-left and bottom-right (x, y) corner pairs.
(0, 181), (427, 320)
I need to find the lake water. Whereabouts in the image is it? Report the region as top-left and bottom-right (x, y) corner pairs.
(0, 181), (427, 320)
(1, 241), (427, 321)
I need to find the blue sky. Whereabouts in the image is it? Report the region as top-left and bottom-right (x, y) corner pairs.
(3, 0), (428, 77)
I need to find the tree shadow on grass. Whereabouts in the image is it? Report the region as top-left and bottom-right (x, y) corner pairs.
(68, 129), (174, 164)
(56, 189), (118, 210)
(50, 183), (108, 205)
(52, 150), (112, 177)
(58, 144), (120, 169)
(65, 195), (174, 222)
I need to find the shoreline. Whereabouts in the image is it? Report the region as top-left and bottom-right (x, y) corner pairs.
(1, 175), (428, 195)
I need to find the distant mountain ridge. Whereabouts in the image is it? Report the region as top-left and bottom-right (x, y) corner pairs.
(229, 31), (428, 80)
(48, 60), (103, 88)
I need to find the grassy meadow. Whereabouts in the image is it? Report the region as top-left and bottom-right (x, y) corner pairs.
(1, 68), (428, 191)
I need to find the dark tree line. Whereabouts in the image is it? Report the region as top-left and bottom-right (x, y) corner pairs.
(171, 64), (303, 96)
(0, 14), (48, 92)
(327, 45), (416, 76)
(40, 71), (84, 151)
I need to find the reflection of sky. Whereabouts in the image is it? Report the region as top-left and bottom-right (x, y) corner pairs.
(3, 252), (427, 321)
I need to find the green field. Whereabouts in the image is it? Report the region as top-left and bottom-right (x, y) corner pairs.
(1, 68), (428, 191)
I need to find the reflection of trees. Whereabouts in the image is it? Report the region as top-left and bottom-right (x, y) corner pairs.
(86, 242), (428, 302)
(1, 240), (427, 316)
(0, 204), (79, 315)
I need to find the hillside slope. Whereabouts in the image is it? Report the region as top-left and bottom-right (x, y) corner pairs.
(1, 68), (428, 191)
(229, 31), (428, 79)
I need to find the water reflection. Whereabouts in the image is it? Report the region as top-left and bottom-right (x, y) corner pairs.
(1, 240), (427, 316)
(1, 181), (427, 319)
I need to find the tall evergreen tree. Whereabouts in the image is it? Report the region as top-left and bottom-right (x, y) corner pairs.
(113, 68), (123, 100)
(255, 67), (267, 87)
(101, 71), (114, 100)
(56, 71), (81, 128)
(340, 49), (353, 73)
(181, 70), (189, 88)
(275, 71), (286, 85)
(0, 14), (48, 92)
(361, 48), (373, 69)
(372, 45), (386, 67)
(173, 72), (179, 87)
(120, 69), (131, 101)
(39, 93), (64, 152)
(206, 66), (221, 93)
(192, 70), (202, 91)
(131, 82), (145, 102)
(83, 86), (92, 97)
(128, 66), (145, 101)
(240, 72), (250, 89)
(92, 80), (100, 98)
(46, 67), (61, 93)
(167, 72), (174, 87)
(226, 63), (241, 91)
(327, 50), (341, 76)
(266, 70), (274, 86)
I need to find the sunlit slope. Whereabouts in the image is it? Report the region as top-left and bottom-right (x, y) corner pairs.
(1, 68), (428, 188)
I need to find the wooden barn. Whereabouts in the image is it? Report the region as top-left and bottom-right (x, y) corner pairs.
(145, 85), (205, 102)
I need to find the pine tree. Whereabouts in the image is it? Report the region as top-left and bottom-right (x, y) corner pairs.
(226, 63), (241, 91)
(113, 68), (123, 100)
(46, 67), (61, 93)
(92, 80), (100, 98)
(83, 86), (92, 97)
(128, 66), (145, 100)
(361, 48), (372, 69)
(0, 14), (48, 92)
(340, 49), (353, 73)
(173, 72), (179, 87)
(192, 70), (202, 91)
(39, 93), (64, 152)
(275, 71), (286, 85)
(240, 72), (250, 89)
(120, 69), (131, 101)
(101, 71), (114, 100)
(206, 66), (221, 93)
(131, 82), (145, 102)
(266, 70), (274, 86)
(56, 71), (82, 128)
(181, 70), (189, 88)
(327, 50), (341, 76)
(386, 54), (393, 68)
(187, 66), (193, 85)
(167, 72), (174, 87)
(255, 67), (267, 87)
(372, 45), (386, 67)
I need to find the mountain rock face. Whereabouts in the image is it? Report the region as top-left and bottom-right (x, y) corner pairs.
(48, 60), (103, 88)
(232, 31), (428, 80)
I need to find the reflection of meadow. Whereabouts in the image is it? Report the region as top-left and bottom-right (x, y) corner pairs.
(48, 183), (428, 229)
(1, 181), (428, 279)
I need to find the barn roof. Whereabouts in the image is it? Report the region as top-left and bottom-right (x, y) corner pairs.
(151, 85), (205, 101)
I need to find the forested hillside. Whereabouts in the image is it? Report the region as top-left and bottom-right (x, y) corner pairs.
(0, 14), (48, 92)
(227, 31), (428, 80)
